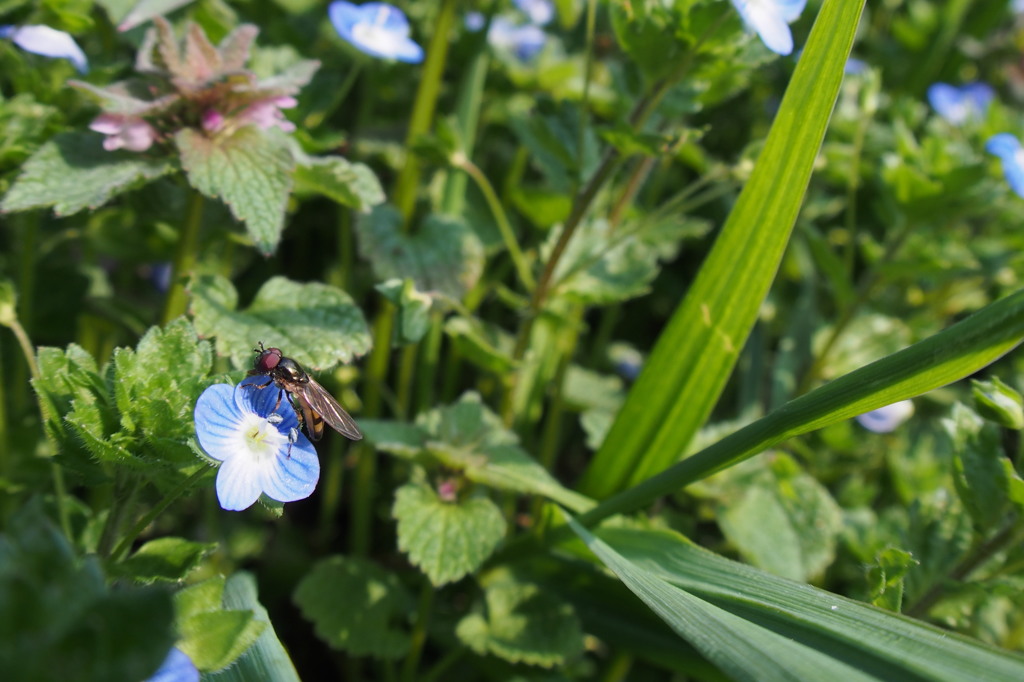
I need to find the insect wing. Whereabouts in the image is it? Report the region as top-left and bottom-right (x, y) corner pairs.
(294, 377), (363, 441)
(296, 397), (325, 442)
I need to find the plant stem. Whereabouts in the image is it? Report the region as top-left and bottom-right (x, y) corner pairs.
(452, 153), (535, 290)
(109, 466), (210, 562)
(392, 0), (459, 227)
(161, 188), (205, 325)
(400, 582), (435, 682)
(415, 309), (445, 414)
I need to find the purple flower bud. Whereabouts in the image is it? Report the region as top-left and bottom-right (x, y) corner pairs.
(201, 108), (225, 133)
(236, 96), (298, 132)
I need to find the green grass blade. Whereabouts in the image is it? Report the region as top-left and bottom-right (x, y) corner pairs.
(579, 0), (866, 497)
(577, 287), (1024, 525)
(571, 524), (1024, 682)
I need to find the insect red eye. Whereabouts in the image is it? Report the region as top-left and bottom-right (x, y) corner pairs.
(256, 348), (283, 371)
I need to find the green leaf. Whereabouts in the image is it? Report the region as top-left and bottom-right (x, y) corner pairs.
(0, 499), (175, 682)
(715, 455), (843, 582)
(357, 419), (428, 458)
(972, 377), (1024, 430)
(946, 404), (1013, 531)
(176, 126), (294, 255)
(461, 444), (593, 513)
(444, 316), (518, 375)
(0, 132), (173, 216)
(456, 567), (584, 668)
(356, 205), (484, 301)
(609, 2), (684, 83)
(213, 572), (302, 682)
(567, 521), (1024, 682)
(109, 537), (216, 583)
(175, 576), (265, 672)
(293, 556), (413, 660)
(112, 319), (214, 469)
(376, 278), (432, 345)
(867, 548), (918, 612)
(580, 0), (866, 496)
(393, 481), (506, 585)
(189, 274), (371, 370)
(293, 155), (385, 211)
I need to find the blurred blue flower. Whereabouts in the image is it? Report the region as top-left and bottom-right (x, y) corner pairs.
(466, 14), (546, 61)
(145, 647), (199, 682)
(195, 376), (319, 511)
(845, 57), (868, 75)
(514, 0), (554, 25)
(927, 82), (994, 125)
(855, 400), (914, 433)
(986, 133), (1024, 198)
(730, 0), (807, 56)
(328, 1), (424, 63)
(0, 24), (87, 73)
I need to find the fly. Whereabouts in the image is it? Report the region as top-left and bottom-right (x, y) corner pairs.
(246, 343), (363, 442)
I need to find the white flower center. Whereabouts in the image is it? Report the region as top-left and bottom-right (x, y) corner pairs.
(236, 413), (287, 464)
(352, 8), (408, 54)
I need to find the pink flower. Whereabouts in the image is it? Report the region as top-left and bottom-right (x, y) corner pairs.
(89, 113), (157, 152)
(236, 96), (297, 132)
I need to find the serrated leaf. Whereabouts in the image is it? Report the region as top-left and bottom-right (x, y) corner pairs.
(455, 568), (584, 668)
(416, 392), (517, 450)
(356, 206), (484, 301)
(175, 576), (226, 620)
(176, 126), (294, 255)
(293, 155), (385, 211)
(189, 274), (371, 370)
(461, 444), (593, 513)
(947, 404), (1012, 531)
(393, 482), (506, 585)
(293, 556), (413, 660)
(376, 278), (432, 345)
(0, 132), (173, 215)
(0, 500), (175, 681)
(110, 537), (216, 583)
(867, 548), (917, 612)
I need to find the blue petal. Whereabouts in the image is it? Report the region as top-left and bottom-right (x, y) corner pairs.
(216, 453), (264, 511)
(195, 384), (245, 462)
(962, 82), (994, 113)
(927, 83), (961, 122)
(260, 435), (320, 503)
(6, 25), (88, 73)
(514, 0), (555, 25)
(986, 133), (1021, 159)
(145, 647), (199, 682)
(987, 134), (1024, 198)
(237, 376), (301, 435)
(775, 0), (807, 23)
(731, 0), (795, 56)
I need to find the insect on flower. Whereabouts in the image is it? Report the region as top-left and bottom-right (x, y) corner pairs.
(246, 343), (363, 442)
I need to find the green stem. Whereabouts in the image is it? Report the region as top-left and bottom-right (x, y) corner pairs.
(420, 647), (466, 682)
(415, 309), (445, 414)
(351, 300), (395, 556)
(400, 582), (435, 682)
(109, 466), (210, 562)
(392, 0), (459, 226)
(441, 33), (490, 215)
(452, 154), (535, 291)
(161, 189), (205, 325)
(317, 439), (346, 547)
(396, 343), (418, 419)
(304, 63), (363, 130)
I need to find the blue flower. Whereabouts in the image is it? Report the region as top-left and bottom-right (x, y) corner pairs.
(844, 57), (868, 75)
(466, 14), (547, 61)
(0, 24), (87, 73)
(328, 1), (424, 63)
(927, 82), (994, 125)
(195, 376), (319, 511)
(514, 0), (554, 25)
(145, 647), (199, 682)
(855, 400), (914, 433)
(730, 0), (807, 56)
(986, 133), (1024, 198)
